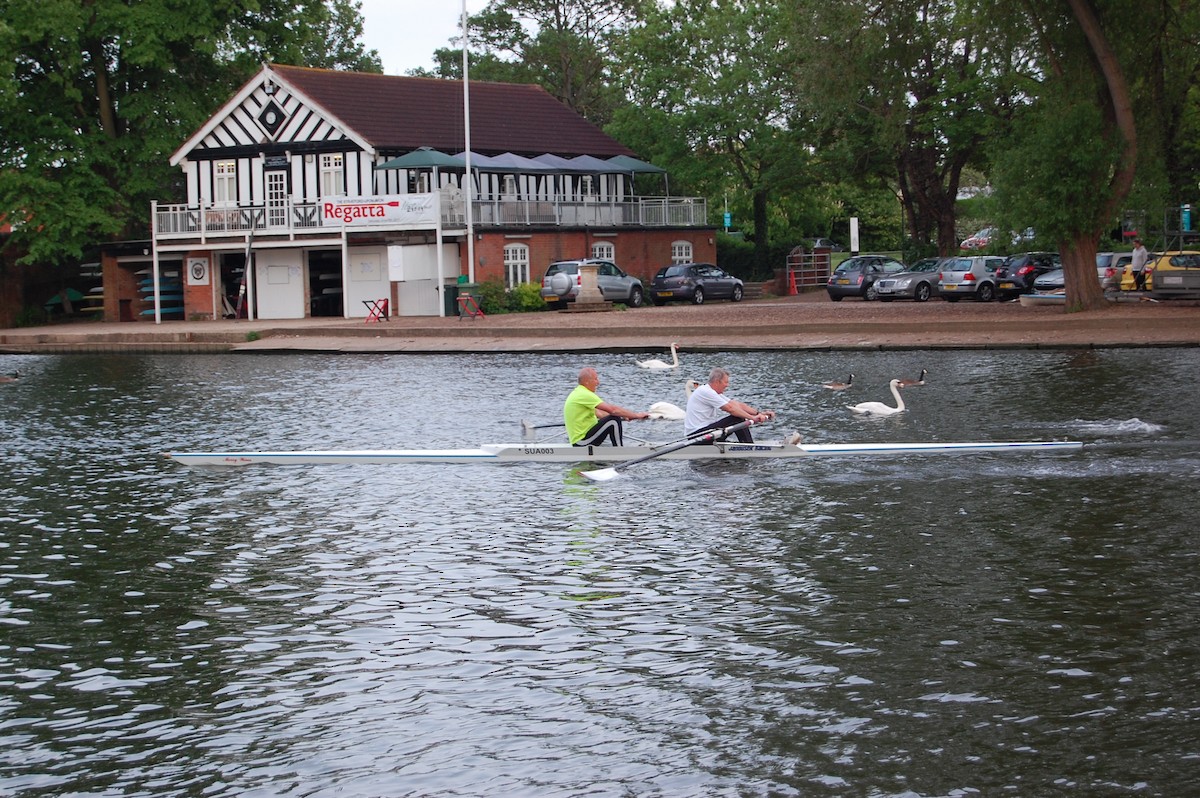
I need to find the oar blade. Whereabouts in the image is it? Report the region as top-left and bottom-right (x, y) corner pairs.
(579, 466), (620, 482)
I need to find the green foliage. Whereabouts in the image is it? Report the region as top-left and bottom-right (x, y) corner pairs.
(11, 306), (45, 328)
(472, 280), (511, 314)
(507, 282), (547, 312)
(0, 0), (379, 267)
(990, 96), (1122, 244)
(245, 331), (261, 342)
(717, 235), (793, 281)
(609, 0), (805, 267)
(423, 0), (634, 125)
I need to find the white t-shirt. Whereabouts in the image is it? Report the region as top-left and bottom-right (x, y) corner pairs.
(684, 383), (730, 434)
(1132, 245), (1149, 271)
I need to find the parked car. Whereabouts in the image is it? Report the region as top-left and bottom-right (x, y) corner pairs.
(1011, 227), (1037, 246)
(1032, 268), (1065, 293)
(809, 237), (845, 252)
(960, 227), (998, 250)
(938, 256), (1003, 302)
(994, 252), (1062, 299)
(1143, 251), (1200, 297)
(873, 257), (947, 302)
(650, 262), (744, 305)
(1037, 252), (1132, 294)
(826, 255), (907, 301)
(1101, 252), (1132, 292)
(540, 259), (644, 309)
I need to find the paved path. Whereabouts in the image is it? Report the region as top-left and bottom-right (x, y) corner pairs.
(3, 293), (1199, 354)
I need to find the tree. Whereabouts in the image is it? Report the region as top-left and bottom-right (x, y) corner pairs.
(609, 0), (808, 275)
(987, 0), (1138, 311)
(416, 0), (637, 126)
(796, 0), (1017, 256)
(0, 0), (379, 267)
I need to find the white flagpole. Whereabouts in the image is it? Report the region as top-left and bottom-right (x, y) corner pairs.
(462, 0), (476, 283)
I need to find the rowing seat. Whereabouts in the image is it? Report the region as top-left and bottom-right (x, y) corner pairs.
(363, 298), (389, 323)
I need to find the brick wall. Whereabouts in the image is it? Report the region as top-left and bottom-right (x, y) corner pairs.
(471, 229), (718, 284)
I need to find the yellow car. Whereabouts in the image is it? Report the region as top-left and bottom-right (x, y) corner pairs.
(1122, 250), (1200, 295)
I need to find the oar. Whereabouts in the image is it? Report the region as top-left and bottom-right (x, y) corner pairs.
(521, 419), (566, 434)
(579, 419), (757, 482)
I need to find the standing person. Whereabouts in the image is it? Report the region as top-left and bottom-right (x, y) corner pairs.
(1131, 238), (1149, 291)
(684, 367), (775, 443)
(564, 367), (650, 447)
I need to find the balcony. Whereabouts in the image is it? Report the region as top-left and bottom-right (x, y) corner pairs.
(154, 191), (709, 243)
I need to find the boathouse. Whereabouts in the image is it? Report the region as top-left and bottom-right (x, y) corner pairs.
(127, 63), (713, 321)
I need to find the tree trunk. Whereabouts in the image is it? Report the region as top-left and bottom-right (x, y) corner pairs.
(753, 188), (770, 275)
(1060, 234), (1107, 311)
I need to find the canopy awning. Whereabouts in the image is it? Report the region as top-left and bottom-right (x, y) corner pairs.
(530, 153), (594, 173)
(607, 155), (666, 174)
(377, 147), (465, 170)
(454, 151), (558, 173)
(567, 154), (628, 173)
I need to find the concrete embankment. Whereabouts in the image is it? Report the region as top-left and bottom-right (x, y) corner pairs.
(2, 294), (1199, 354)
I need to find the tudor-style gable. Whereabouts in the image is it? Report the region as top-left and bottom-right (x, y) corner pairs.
(170, 65), (372, 166)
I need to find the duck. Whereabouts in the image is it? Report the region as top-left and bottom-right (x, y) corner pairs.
(647, 379), (701, 420)
(847, 379), (906, 416)
(0, 372), (19, 384)
(897, 369), (927, 388)
(636, 342), (680, 370)
(822, 373), (853, 390)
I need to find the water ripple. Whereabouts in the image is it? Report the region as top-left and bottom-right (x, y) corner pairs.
(1, 350), (1199, 795)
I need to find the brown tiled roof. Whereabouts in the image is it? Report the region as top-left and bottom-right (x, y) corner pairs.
(269, 64), (633, 158)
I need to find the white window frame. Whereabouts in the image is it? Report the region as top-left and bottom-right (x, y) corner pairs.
(504, 243), (530, 288)
(321, 153), (344, 197)
(591, 242), (614, 260)
(213, 160), (237, 206)
(671, 240), (693, 264)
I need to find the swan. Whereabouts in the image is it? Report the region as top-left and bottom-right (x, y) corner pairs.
(646, 379), (700, 420)
(822, 373), (853, 390)
(897, 369), (927, 388)
(636, 342), (680, 370)
(847, 379), (906, 416)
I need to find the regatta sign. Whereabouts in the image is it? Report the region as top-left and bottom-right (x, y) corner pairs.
(322, 194), (438, 227)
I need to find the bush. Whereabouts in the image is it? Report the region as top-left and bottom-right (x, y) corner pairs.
(716, 234), (794, 281)
(473, 279), (510, 314)
(12, 306), (45, 328)
(470, 279), (548, 314)
(508, 282), (546, 312)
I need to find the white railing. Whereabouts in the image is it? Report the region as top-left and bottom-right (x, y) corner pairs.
(467, 196), (707, 227)
(155, 193), (707, 239)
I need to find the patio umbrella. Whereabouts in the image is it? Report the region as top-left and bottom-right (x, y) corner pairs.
(607, 154), (669, 196)
(377, 147), (465, 192)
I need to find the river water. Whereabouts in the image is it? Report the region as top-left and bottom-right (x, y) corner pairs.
(1, 347), (1198, 797)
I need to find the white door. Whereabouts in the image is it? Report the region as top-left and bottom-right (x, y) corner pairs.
(266, 171), (288, 228)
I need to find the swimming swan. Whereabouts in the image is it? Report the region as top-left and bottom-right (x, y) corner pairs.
(847, 379), (906, 416)
(647, 379), (700, 420)
(823, 373), (853, 390)
(636, 342), (680, 370)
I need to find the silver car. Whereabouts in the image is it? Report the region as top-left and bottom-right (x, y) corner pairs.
(540, 259), (645, 309)
(938, 256), (1004, 302)
(873, 257), (947, 302)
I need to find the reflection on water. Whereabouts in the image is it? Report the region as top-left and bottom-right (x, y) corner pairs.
(2, 349), (1199, 796)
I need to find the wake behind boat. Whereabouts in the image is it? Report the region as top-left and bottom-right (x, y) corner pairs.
(164, 438), (1083, 467)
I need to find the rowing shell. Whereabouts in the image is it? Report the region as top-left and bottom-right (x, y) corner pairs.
(164, 439), (1083, 467)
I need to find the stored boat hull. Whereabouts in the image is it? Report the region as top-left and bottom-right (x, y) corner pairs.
(165, 439), (1083, 467)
